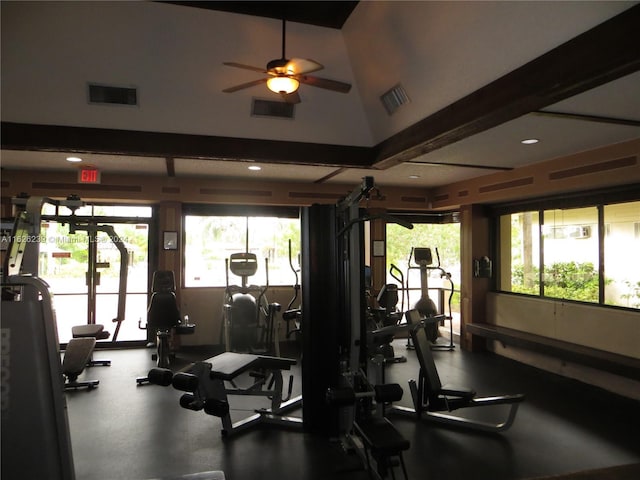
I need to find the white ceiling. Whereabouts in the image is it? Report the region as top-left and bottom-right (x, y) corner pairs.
(1, 1), (639, 189)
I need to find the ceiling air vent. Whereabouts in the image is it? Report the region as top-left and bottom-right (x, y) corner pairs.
(380, 83), (410, 115)
(251, 99), (295, 119)
(88, 83), (138, 106)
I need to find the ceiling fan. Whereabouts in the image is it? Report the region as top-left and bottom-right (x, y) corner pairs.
(222, 19), (352, 104)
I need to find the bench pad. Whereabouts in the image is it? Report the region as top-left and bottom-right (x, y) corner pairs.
(205, 352), (296, 381)
(354, 417), (410, 455)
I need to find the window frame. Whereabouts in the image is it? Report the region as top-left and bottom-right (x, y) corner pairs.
(182, 204), (300, 288)
(490, 185), (640, 310)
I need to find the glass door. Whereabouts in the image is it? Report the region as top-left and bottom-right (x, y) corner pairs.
(39, 205), (152, 344)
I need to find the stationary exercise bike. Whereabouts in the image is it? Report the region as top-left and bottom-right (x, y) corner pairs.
(137, 270), (194, 384)
(222, 252), (281, 355)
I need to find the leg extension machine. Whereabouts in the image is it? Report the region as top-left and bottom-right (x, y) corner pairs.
(148, 351), (300, 437)
(391, 310), (524, 433)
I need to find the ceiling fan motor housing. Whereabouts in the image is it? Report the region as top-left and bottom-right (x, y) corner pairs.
(267, 58), (289, 74)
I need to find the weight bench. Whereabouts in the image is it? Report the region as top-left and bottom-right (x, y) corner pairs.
(149, 351), (302, 437)
(391, 310), (524, 433)
(62, 337), (100, 390)
(72, 324), (111, 367)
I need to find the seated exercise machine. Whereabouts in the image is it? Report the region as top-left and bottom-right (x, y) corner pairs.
(222, 252), (281, 355)
(147, 351), (300, 437)
(327, 373), (410, 480)
(137, 270), (195, 385)
(391, 310), (525, 433)
(407, 247), (455, 350)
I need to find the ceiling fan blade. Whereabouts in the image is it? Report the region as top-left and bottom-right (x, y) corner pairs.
(297, 75), (351, 93)
(223, 78), (267, 93)
(281, 91), (301, 104)
(223, 62), (268, 74)
(285, 58), (324, 75)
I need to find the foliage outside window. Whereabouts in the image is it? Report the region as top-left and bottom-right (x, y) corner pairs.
(543, 207), (599, 301)
(184, 215), (300, 288)
(499, 200), (639, 309)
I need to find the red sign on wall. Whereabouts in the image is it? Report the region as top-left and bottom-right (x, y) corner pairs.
(78, 167), (101, 184)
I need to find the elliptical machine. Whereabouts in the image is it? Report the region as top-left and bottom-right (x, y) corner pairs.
(222, 252), (281, 355)
(407, 247), (455, 351)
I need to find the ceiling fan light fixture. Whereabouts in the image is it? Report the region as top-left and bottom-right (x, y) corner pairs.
(267, 76), (299, 94)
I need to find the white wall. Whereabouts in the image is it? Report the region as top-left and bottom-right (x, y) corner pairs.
(486, 292), (640, 398)
(487, 292), (640, 358)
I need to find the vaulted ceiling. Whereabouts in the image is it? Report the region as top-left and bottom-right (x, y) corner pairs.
(1, 1), (639, 189)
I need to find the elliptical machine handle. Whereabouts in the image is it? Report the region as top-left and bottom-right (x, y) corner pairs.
(389, 264), (404, 284)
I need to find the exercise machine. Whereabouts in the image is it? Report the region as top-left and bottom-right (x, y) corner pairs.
(222, 252), (281, 355)
(302, 177), (414, 478)
(391, 310), (525, 432)
(327, 374), (409, 480)
(406, 247), (455, 350)
(5, 195), (129, 351)
(137, 270), (195, 385)
(147, 351), (300, 437)
(1, 275), (76, 479)
(282, 239), (302, 341)
(369, 266), (407, 364)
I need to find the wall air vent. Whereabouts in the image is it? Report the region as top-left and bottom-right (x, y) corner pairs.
(380, 83), (410, 115)
(251, 98), (295, 119)
(88, 83), (138, 106)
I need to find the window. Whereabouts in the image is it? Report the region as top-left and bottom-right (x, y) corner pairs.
(499, 211), (540, 294)
(184, 213), (300, 288)
(542, 207), (599, 302)
(497, 196), (639, 309)
(604, 201), (640, 308)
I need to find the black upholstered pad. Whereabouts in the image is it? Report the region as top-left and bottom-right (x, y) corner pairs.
(63, 338), (96, 375)
(72, 324), (110, 340)
(354, 417), (410, 455)
(205, 352), (296, 380)
(206, 352), (260, 380)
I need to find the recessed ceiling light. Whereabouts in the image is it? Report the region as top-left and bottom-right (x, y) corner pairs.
(409, 175), (420, 179)
(248, 165), (262, 171)
(521, 138), (539, 145)
(66, 156), (83, 162)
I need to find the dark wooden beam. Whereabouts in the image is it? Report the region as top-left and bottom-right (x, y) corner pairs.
(160, 1), (359, 29)
(373, 4), (640, 169)
(0, 122), (372, 168)
(2, 6), (638, 172)
(533, 110), (640, 127)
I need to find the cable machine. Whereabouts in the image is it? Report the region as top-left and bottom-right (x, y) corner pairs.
(301, 177), (414, 479)
(4, 195), (129, 341)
